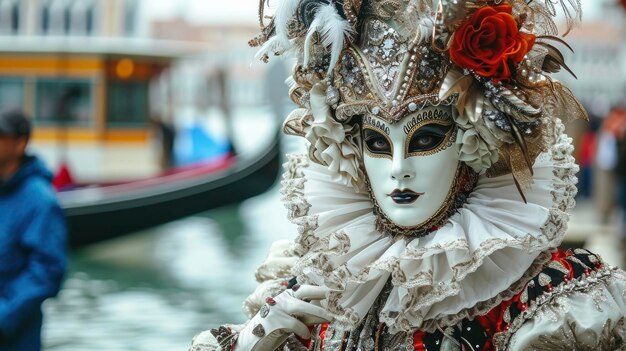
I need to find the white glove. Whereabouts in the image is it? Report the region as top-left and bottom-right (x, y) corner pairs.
(234, 285), (333, 351)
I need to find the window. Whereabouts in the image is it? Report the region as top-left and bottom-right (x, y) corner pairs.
(107, 81), (149, 127)
(10, 1), (17, 33)
(0, 78), (24, 111)
(69, 1), (85, 35)
(42, 0), (96, 36)
(63, 5), (70, 33)
(41, 2), (50, 33)
(85, 4), (94, 34)
(42, 0), (70, 35)
(35, 79), (93, 125)
(0, 0), (19, 34)
(69, 0), (96, 35)
(123, 0), (138, 36)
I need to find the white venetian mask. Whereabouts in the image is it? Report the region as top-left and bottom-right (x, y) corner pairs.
(362, 105), (462, 232)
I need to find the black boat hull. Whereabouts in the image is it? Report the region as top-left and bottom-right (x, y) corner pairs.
(61, 133), (281, 248)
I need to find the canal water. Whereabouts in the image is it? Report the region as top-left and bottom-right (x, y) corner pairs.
(43, 168), (301, 350)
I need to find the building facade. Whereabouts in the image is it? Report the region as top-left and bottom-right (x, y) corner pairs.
(0, 0), (167, 143)
(0, 0), (195, 180)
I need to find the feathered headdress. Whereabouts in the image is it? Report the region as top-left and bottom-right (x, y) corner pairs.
(250, 0), (588, 199)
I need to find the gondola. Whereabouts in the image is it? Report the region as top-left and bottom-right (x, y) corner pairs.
(60, 131), (281, 248)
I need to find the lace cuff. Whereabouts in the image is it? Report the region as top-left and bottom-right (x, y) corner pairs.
(243, 240), (298, 318)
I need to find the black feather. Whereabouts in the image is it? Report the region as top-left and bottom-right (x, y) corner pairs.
(536, 41), (577, 79)
(537, 35), (575, 53)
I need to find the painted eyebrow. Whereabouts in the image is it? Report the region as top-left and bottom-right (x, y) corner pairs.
(402, 109), (453, 134)
(362, 115), (390, 135)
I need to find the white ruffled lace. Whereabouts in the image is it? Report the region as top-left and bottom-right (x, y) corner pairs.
(304, 83), (364, 190)
(457, 127), (500, 172)
(280, 121), (578, 334)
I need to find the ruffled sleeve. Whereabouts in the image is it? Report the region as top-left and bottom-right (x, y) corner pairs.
(507, 267), (626, 350)
(189, 330), (221, 351)
(189, 240), (298, 351)
(243, 240), (299, 318)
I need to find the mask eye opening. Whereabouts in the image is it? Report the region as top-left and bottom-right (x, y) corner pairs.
(405, 121), (455, 157)
(362, 125), (393, 159)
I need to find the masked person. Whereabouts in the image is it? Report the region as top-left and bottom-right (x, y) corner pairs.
(0, 110), (67, 351)
(191, 0), (626, 350)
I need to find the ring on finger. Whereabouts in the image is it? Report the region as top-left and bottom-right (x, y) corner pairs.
(260, 303), (270, 318)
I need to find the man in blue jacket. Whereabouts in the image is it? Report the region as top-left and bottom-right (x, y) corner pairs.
(0, 110), (67, 351)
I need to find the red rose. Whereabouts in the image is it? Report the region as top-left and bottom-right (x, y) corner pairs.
(450, 5), (536, 82)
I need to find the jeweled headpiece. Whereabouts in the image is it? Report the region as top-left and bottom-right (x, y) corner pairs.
(251, 0), (587, 197)
(332, 17), (453, 123)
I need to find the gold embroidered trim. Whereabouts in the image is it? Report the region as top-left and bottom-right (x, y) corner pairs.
(529, 316), (625, 351)
(494, 266), (623, 349)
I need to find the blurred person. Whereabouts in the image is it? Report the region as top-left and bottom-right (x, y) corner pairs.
(151, 113), (176, 170)
(215, 69), (237, 155)
(150, 70), (178, 170)
(576, 110), (600, 198)
(594, 107), (626, 224)
(611, 107), (626, 257)
(205, 69), (237, 155)
(0, 110), (67, 351)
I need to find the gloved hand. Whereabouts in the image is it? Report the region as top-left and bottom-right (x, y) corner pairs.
(234, 285), (332, 351)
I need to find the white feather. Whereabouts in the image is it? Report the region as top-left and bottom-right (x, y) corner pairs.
(255, 36), (281, 60)
(303, 19), (318, 67)
(273, 0), (300, 49)
(285, 75), (297, 90)
(303, 3), (353, 75)
(415, 16), (434, 44)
